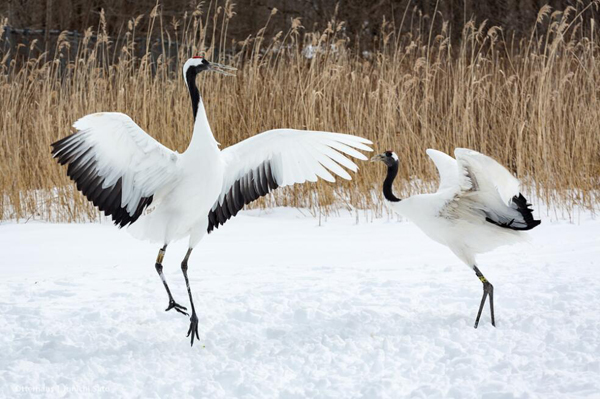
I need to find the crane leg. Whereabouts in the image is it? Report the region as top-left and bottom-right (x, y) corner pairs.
(473, 265), (495, 328)
(181, 248), (200, 346)
(155, 245), (188, 316)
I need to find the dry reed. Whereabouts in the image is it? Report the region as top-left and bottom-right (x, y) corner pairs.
(1, 2), (599, 223)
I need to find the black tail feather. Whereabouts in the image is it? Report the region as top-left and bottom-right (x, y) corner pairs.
(511, 193), (541, 230)
(486, 193), (541, 231)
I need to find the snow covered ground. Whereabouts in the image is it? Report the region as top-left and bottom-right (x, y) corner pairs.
(1, 207), (599, 398)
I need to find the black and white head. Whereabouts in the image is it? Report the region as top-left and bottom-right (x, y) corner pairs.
(183, 56), (237, 83)
(370, 151), (399, 167)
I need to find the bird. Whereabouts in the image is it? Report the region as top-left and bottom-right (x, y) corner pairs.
(51, 56), (373, 346)
(371, 148), (540, 328)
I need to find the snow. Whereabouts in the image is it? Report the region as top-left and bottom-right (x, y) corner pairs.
(1, 207), (599, 398)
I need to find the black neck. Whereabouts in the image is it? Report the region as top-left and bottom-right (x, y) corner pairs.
(185, 67), (201, 121)
(383, 162), (401, 202)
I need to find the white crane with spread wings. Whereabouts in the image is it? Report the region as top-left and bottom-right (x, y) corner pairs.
(52, 57), (372, 345)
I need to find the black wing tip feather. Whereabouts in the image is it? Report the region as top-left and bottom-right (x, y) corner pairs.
(51, 132), (76, 154)
(486, 193), (541, 231)
(51, 133), (152, 227)
(207, 161), (279, 234)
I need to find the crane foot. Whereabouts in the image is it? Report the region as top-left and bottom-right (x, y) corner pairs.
(165, 299), (188, 316)
(187, 312), (200, 346)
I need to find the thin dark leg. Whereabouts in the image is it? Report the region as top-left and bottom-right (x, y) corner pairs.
(181, 248), (200, 346)
(488, 283), (495, 326)
(474, 287), (489, 328)
(473, 265), (495, 328)
(155, 245), (188, 316)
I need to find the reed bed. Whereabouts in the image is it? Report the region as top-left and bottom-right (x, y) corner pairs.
(1, 2), (599, 223)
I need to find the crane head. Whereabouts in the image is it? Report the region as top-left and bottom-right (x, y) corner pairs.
(370, 151), (399, 167)
(183, 57), (237, 78)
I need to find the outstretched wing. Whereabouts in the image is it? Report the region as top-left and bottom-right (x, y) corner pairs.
(208, 129), (372, 232)
(454, 148), (520, 205)
(451, 148), (540, 231)
(51, 112), (181, 227)
(426, 149), (471, 195)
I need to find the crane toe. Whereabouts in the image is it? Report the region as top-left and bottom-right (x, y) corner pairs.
(165, 300), (188, 316)
(187, 313), (200, 346)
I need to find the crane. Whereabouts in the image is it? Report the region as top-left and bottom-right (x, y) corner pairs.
(52, 57), (372, 345)
(371, 149), (540, 328)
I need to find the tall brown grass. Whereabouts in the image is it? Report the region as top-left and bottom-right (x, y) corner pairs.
(1, 2), (599, 223)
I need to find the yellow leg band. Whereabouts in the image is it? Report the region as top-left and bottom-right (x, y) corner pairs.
(156, 249), (165, 264)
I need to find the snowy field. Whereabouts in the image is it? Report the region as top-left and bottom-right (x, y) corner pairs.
(1, 207), (599, 398)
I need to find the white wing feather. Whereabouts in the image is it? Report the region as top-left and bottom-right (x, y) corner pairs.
(218, 129), (372, 206)
(454, 148), (520, 205)
(426, 149), (472, 197)
(426, 149), (458, 190)
(55, 112), (181, 215)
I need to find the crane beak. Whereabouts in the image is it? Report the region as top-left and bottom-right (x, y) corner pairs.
(370, 154), (385, 162)
(208, 62), (237, 76)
